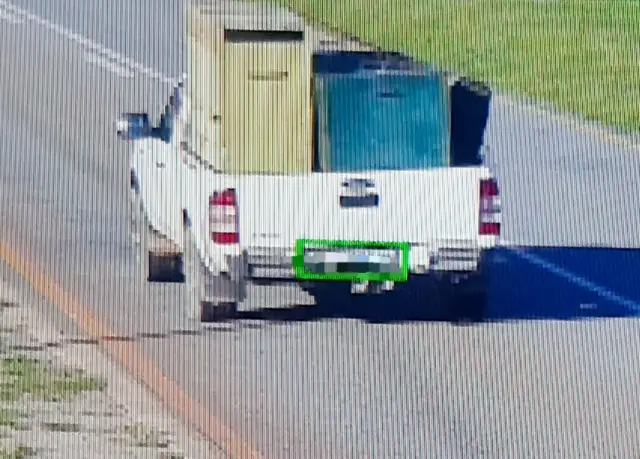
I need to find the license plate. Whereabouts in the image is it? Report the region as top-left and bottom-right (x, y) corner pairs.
(294, 239), (409, 282)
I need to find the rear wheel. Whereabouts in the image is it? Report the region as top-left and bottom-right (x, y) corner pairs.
(439, 263), (489, 324)
(201, 278), (241, 322)
(183, 230), (241, 322)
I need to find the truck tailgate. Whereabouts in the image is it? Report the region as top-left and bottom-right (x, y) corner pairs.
(235, 167), (490, 248)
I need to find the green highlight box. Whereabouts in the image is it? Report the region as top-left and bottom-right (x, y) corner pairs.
(293, 239), (410, 282)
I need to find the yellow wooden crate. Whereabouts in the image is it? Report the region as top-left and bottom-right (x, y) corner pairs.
(186, 6), (312, 174)
(223, 35), (312, 174)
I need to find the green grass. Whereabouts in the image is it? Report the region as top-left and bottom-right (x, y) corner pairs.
(0, 446), (37, 459)
(0, 409), (27, 430)
(0, 357), (106, 402)
(260, 0), (640, 131)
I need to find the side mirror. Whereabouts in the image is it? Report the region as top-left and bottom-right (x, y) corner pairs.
(116, 112), (151, 140)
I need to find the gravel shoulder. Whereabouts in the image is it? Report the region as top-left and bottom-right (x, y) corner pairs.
(0, 272), (224, 459)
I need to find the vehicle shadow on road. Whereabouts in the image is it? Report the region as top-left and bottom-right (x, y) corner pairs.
(234, 247), (640, 325)
(237, 277), (451, 324)
(489, 245), (640, 322)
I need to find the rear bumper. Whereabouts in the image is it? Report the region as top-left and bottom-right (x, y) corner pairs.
(236, 243), (491, 281)
(420, 245), (484, 273)
(245, 247), (296, 280)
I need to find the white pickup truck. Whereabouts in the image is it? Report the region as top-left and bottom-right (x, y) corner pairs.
(116, 49), (500, 324)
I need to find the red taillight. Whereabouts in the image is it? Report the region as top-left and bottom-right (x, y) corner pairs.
(479, 178), (501, 236)
(209, 188), (239, 244)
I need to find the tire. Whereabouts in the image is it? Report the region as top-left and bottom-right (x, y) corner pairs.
(440, 270), (488, 324)
(183, 230), (241, 322)
(147, 248), (184, 283)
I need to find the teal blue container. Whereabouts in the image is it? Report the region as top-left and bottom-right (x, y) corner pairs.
(313, 55), (451, 173)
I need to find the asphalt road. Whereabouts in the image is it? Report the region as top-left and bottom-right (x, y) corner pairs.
(2, 1), (640, 458)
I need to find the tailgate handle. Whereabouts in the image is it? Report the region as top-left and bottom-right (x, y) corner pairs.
(339, 178), (379, 208)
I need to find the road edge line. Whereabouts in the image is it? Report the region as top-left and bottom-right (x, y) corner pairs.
(0, 240), (264, 459)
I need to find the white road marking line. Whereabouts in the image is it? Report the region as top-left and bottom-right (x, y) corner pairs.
(0, 6), (22, 23)
(0, 0), (176, 85)
(84, 52), (134, 78)
(500, 239), (640, 312)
